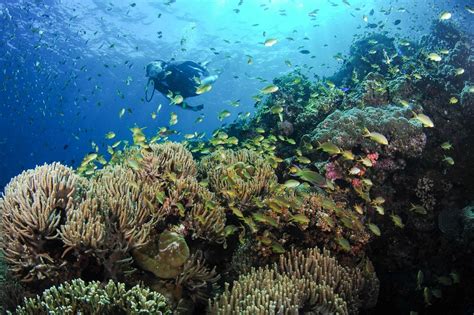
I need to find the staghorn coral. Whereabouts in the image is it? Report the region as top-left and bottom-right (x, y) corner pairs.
(0, 163), (85, 283)
(209, 247), (379, 314)
(199, 149), (278, 207)
(139, 142), (197, 182)
(12, 279), (171, 315)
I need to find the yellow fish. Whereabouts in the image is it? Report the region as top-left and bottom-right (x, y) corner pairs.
(317, 142), (341, 154)
(439, 11), (452, 20)
(105, 132), (116, 139)
(170, 94), (184, 105)
(440, 141), (452, 150)
(368, 223), (381, 236)
(196, 83), (212, 95)
(169, 112), (178, 125)
(443, 156), (454, 166)
(427, 53), (442, 62)
(412, 111), (434, 128)
(264, 38), (278, 47)
(261, 84), (279, 94)
(363, 128), (389, 145)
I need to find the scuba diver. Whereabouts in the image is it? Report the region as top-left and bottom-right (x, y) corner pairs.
(145, 60), (218, 111)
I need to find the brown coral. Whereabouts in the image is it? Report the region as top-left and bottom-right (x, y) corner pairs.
(176, 250), (220, 303)
(199, 149), (278, 207)
(209, 247), (379, 314)
(0, 163), (84, 283)
(91, 165), (165, 248)
(61, 165), (171, 279)
(166, 176), (226, 245)
(297, 193), (371, 258)
(139, 142), (197, 182)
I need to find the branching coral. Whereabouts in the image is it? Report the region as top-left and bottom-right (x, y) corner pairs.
(12, 279), (171, 315)
(210, 268), (309, 314)
(0, 163), (84, 283)
(199, 149), (278, 207)
(209, 247), (379, 314)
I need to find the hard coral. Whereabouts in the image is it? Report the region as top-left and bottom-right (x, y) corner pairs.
(209, 247), (379, 314)
(12, 279), (171, 315)
(310, 105), (426, 158)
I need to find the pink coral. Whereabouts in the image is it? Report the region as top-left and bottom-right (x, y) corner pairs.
(367, 152), (379, 166)
(352, 178), (362, 188)
(325, 162), (343, 181)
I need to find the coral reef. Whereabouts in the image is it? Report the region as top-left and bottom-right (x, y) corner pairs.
(310, 105), (425, 158)
(12, 279), (171, 315)
(212, 19), (474, 314)
(209, 247), (378, 314)
(198, 148), (278, 207)
(139, 142), (198, 182)
(0, 163), (85, 284)
(0, 143), (227, 311)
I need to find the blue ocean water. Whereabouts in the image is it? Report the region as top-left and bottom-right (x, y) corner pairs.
(1, 0), (471, 189)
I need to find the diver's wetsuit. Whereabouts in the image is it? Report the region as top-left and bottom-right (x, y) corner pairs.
(152, 61), (209, 98)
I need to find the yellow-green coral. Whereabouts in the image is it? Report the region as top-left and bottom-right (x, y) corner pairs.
(11, 279), (171, 315)
(199, 149), (278, 207)
(139, 142), (197, 182)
